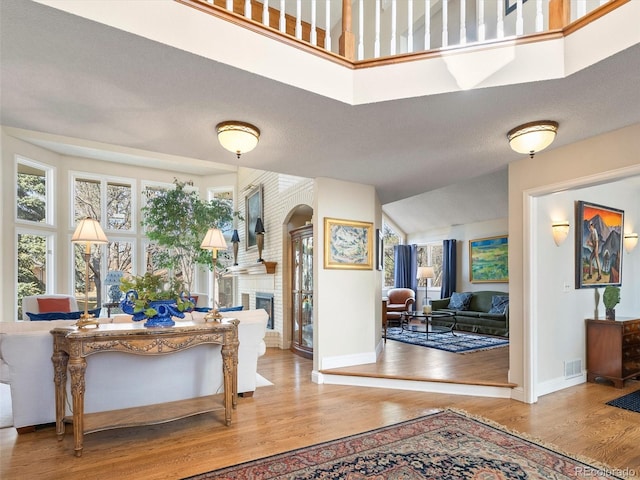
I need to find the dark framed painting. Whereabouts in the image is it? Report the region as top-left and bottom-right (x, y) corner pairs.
(324, 217), (373, 270)
(469, 235), (509, 283)
(244, 184), (263, 250)
(575, 201), (623, 289)
(375, 228), (383, 271)
(505, 0), (528, 15)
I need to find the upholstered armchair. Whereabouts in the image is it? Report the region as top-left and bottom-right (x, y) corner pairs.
(385, 288), (416, 327)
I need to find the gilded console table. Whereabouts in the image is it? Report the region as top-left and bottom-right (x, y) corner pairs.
(51, 320), (239, 457)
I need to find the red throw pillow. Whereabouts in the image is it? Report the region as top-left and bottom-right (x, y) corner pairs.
(37, 297), (71, 313)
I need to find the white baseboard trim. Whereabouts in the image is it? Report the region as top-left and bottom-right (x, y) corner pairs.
(316, 372), (514, 398)
(536, 373), (586, 398)
(319, 351), (377, 370)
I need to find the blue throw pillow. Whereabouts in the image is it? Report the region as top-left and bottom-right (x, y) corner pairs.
(27, 308), (101, 321)
(488, 295), (509, 314)
(448, 292), (472, 311)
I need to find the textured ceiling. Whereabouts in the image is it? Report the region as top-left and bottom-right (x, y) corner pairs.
(1, 1), (639, 234)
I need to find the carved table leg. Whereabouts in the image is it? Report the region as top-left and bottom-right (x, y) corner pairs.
(51, 340), (69, 441)
(68, 357), (87, 457)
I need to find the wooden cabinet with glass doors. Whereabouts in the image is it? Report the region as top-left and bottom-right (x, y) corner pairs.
(290, 224), (313, 358)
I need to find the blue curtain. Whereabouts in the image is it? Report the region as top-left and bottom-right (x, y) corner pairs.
(440, 239), (457, 298)
(394, 244), (417, 300)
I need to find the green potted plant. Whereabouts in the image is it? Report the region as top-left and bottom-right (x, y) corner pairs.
(141, 179), (235, 293)
(119, 272), (194, 327)
(602, 285), (620, 320)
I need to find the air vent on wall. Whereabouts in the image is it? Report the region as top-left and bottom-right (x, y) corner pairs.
(564, 359), (582, 378)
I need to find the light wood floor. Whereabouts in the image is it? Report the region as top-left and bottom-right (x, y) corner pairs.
(1, 346), (639, 479)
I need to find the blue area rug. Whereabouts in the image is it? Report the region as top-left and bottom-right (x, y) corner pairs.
(386, 327), (509, 353)
(606, 389), (640, 413)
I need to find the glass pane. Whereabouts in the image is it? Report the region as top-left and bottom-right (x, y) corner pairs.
(292, 292), (300, 338)
(107, 182), (132, 230)
(302, 236), (313, 291)
(74, 178), (101, 222)
(301, 293), (313, 348)
(431, 244), (443, 287)
(74, 243), (103, 311)
(17, 165), (47, 223)
(17, 233), (47, 318)
(144, 243), (171, 277)
(105, 241), (133, 304)
(382, 223), (399, 287)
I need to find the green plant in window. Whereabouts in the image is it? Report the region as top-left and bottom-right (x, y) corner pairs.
(120, 272), (193, 318)
(141, 179), (237, 293)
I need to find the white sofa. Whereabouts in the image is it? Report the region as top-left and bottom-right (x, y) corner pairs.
(0, 309), (268, 431)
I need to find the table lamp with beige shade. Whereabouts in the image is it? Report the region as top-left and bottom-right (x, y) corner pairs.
(417, 266), (435, 313)
(200, 227), (228, 321)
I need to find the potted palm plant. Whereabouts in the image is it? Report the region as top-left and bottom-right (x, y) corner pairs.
(602, 285), (620, 320)
(119, 272), (194, 327)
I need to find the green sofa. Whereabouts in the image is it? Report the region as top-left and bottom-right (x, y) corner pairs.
(430, 290), (509, 337)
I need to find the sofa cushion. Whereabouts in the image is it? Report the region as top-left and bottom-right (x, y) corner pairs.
(448, 292), (472, 310)
(488, 295), (509, 314)
(26, 308), (101, 321)
(37, 297), (71, 313)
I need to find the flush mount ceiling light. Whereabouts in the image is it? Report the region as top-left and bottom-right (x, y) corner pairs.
(507, 120), (559, 158)
(216, 121), (260, 158)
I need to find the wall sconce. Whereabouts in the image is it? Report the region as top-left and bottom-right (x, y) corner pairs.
(551, 221), (570, 246)
(624, 233), (638, 253)
(230, 229), (240, 265)
(255, 218), (265, 262)
(508, 120), (559, 158)
(71, 217), (108, 328)
(216, 121), (260, 158)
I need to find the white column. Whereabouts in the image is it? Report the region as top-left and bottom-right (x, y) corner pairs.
(407, 0), (414, 53)
(263, 0), (270, 27)
(478, 0), (485, 42)
(459, 0), (466, 45)
(311, 0), (317, 45)
(226, 0), (232, 11)
(424, 0), (430, 50)
(279, 0), (286, 33)
(516, 0), (524, 35)
(244, 0), (251, 19)
(442, 0), (448, 47)
(497, 0), (504, 38)
(325, 0), (332, 50)
(296, 0), (302, 39)
(390, 0), (397, 55)
(374, 0), (381, 57)
(535, 0), (543, 32)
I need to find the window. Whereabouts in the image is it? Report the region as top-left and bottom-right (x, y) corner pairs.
(72, 173), (136, 307)
(382, 223), (400, 288)
(17, 231), (53, 319)
(208, 187), (235, 307)
(417, 243), (443, 288)
(17, 157), (53, 225)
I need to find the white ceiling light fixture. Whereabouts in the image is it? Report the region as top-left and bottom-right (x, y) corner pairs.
(216, 121), (260, 158)
(507, 120), (559, 158)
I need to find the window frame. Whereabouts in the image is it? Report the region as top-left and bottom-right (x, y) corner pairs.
(15, 156), (55, 227)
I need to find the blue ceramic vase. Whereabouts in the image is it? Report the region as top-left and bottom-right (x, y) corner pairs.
(120, 290), (185, 327)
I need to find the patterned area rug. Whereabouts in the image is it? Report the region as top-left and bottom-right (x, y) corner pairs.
(606, 389), (640, 413)
(385, 327), (508, 353)
(183, 410), (619, 479)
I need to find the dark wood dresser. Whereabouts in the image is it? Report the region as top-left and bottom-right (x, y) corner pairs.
(586, 317), (640, 388)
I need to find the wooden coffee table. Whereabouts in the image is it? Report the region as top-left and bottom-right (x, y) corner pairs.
(400, 310), (457, 339)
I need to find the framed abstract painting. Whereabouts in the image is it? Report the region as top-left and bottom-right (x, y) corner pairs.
(575, 201), (623, 288)
(469, 235), (509, 283)
(324, 217), (373, 270)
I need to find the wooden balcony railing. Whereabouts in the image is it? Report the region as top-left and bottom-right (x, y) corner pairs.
(178, 0), (626, 65)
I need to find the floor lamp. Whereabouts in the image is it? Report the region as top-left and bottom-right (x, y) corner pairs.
(417, 266), (435, 313)
(200, 227), (228, 322)
(71, 217), (108, 328)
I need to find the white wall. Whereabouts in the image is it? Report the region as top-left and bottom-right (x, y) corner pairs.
(534, 179), (639, 394)
(314, 177), (380, 373)
(509, 122), (640, 403)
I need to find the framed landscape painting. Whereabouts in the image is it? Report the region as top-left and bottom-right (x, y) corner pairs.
(575, 200), (623, 288)
(469, 235), (509, 283)
(324, 217), (373, 270)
